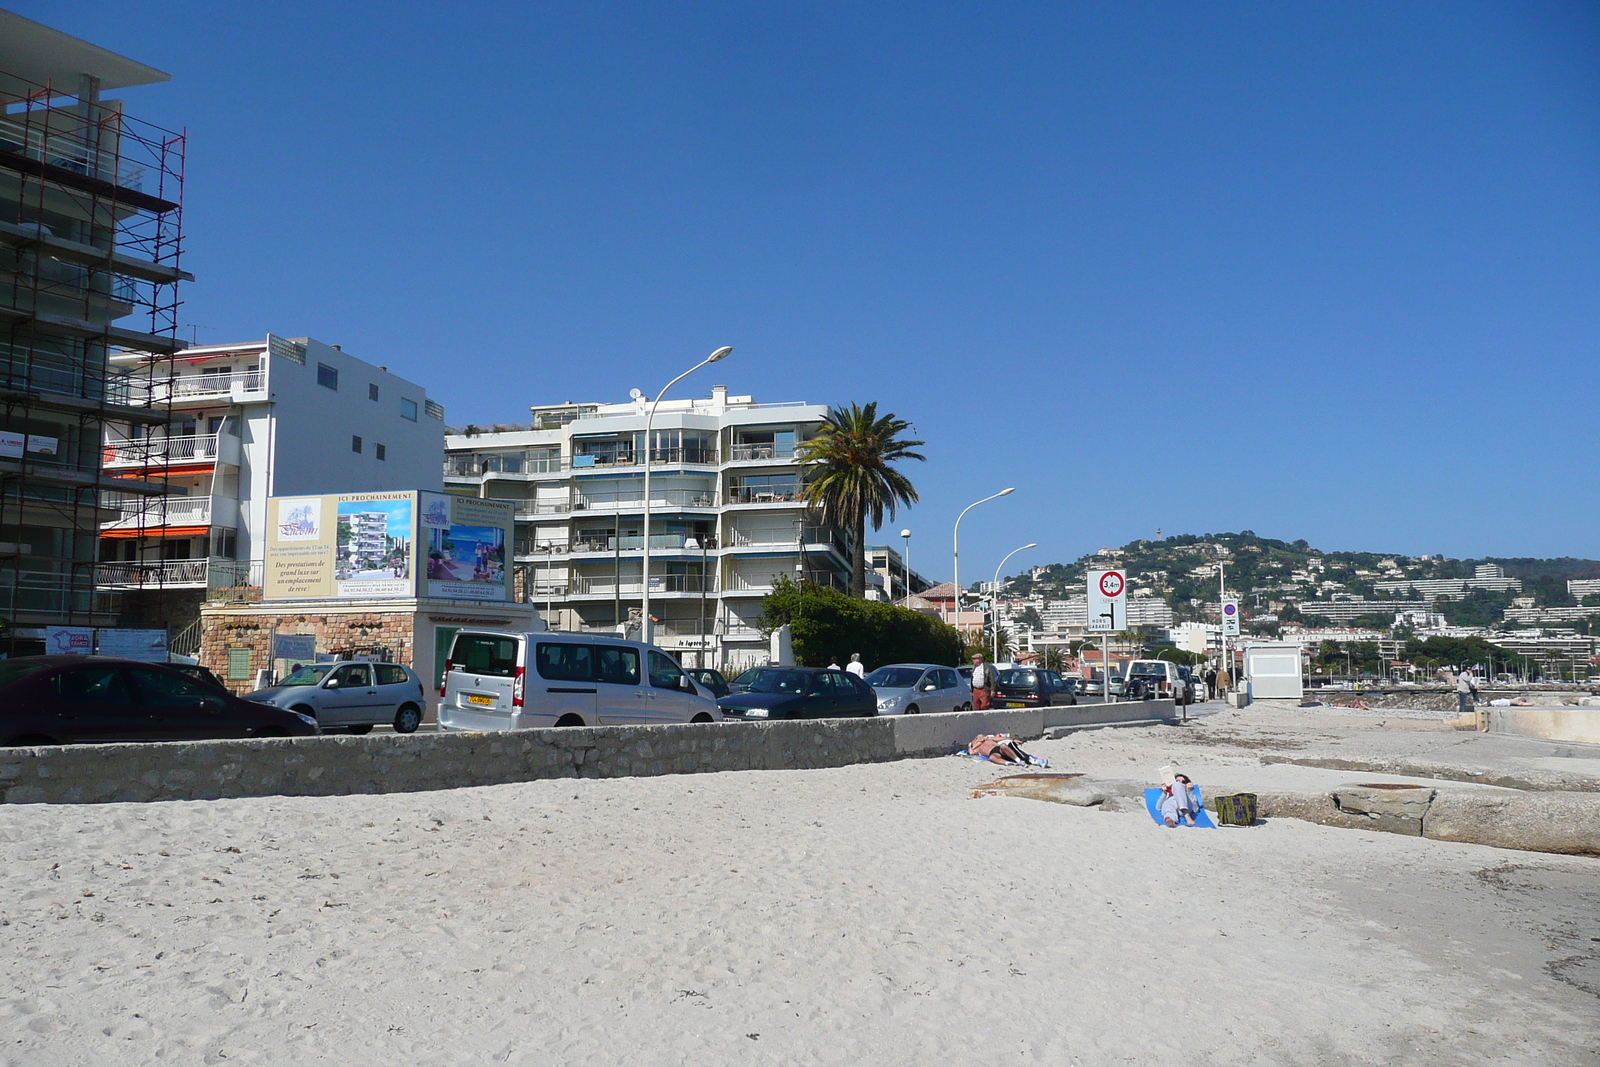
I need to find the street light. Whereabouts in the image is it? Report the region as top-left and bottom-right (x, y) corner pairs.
(952, 488), (1014, 627)
(640, 346), (732, 644)
(900, 529), (911, 601)
(991, 542), (1036, 665)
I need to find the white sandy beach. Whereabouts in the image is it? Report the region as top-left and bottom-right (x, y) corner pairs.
(3, 715), (1598, 1066)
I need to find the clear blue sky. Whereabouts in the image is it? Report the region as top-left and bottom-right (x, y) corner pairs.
(20, 2), (1600, 579)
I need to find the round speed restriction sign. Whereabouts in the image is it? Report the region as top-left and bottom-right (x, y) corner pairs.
(1099, 571), (1125, 598)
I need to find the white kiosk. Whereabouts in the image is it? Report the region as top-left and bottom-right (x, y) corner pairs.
(1242, 642), (1305, 701)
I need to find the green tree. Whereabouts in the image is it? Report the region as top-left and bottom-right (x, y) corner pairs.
(759, 578), (962, 667)
(796, 402), (925, 598)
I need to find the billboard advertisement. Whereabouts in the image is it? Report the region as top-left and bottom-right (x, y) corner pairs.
(265, 491), (511, 602)
(421, 492), (512, 601)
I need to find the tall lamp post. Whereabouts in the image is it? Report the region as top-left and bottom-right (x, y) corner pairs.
(641, 346), (733, 644)
(991, 542), (1036, 665)
(952, 488), (1014, 627)
(900, 528), (911, 601)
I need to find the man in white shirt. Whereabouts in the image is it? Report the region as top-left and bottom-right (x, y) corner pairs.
(970, 653), (995, 710)
(845, 653), (865, 678)
(1456, 669), (1479, 716)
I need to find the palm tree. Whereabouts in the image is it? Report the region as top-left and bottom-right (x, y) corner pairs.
(796, 402), (925, 597)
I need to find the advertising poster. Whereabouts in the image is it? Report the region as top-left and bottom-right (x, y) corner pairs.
(45, 626), (93, 655)
(422, 492), (512, 602)
(335, 494), (414, 598)
(264, 496), (337, 599)
(96, 629), (168, 661)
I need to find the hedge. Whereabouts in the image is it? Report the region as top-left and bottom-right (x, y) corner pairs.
(758, 578), (965, 669)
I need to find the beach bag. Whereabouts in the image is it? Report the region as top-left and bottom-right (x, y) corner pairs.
(1212, 793), (1258, 826)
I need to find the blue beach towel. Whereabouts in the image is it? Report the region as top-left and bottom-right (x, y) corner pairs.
(1144, 787), (1216, 828)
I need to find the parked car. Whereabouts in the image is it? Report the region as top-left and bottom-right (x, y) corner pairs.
(716, 667), (876, 720)
(1124, 660), (1187, 702)
(685, 668), (731, 699)
(0, 656), (319, 746)
(864, 663), (971, 715)
(995, 668), (1080, 708)
(248, 660), (429, 734)
(439, 630), (721, 730)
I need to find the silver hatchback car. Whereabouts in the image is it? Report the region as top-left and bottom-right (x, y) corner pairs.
(863, 663), (972, 716)
(246, 661), (429, 734)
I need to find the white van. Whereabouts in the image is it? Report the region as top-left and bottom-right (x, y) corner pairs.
(1123, 659), (1186, 701)
(438, 630), (722, 731)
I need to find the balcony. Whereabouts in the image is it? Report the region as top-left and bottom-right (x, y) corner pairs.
(563, 533), (719, 554)
(513, 501), (572, 518)
(725, 485), (803, 505)
(447, 454), (567, 479)
(572, 489), (717, 512)
(152, 370), (265, 405)
(101, 493), (238, 532)
(102, 433), (239, 470)
(728, 443), (796, 462)
(571, 446), (719, 470)
(726, 570), (847, 594)
(95, 557), (263, 590)
(568, 574), (717, 596)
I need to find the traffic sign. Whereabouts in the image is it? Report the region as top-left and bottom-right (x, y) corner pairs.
(1222, 598), (1240, 637)
(1087, 568), (1126, 632)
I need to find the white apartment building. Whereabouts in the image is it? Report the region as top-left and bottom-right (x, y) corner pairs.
(444, 387), (850, 671)
(99, 335), (444, 596)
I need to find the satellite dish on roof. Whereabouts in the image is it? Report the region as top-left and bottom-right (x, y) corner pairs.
(629, 388), (644, 400)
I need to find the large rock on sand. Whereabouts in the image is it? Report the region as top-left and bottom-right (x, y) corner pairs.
(1423, 791), (1600, 856)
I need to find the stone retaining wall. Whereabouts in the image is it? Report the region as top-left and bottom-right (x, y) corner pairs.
(0, 701), (1176, 806)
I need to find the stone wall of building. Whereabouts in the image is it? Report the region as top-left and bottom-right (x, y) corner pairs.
(0, 702), (1177, 805)
(200, 609), (417, 693)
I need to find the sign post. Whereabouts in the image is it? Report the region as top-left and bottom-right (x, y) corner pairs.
(1087, 568), (1126, 704)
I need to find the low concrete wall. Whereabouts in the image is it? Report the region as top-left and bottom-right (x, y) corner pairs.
(0, 701), (1174, 806)
(1485, 706), (1600, 745)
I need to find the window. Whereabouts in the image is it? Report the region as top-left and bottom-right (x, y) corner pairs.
(368, 383), (380, 401)
(351, 435), (362, 454)
(128, 668), (217, 710)
(330, 664), (372, 688)
(375, 443), (386, 461)
(595, 646), (639, 685)
(54, 667), (133, 705)
(400, 398), (418, 421)
(935, 669), (959, 690)
(450, 633), (518, 677)
(317, 363), (339, 390)
(647, 650), (685, 691)
(226, 647), (252, 681)
(375, 664), (409, 686)
(536, 642), (593, 683)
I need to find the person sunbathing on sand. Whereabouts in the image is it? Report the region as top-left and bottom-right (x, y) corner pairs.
(1160, 773), (1200, 827)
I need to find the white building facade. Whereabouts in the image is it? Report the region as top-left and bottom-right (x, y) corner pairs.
(444, 387), (850, 672)
(99, 335), (445, 596)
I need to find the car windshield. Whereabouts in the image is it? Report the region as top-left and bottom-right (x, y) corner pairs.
(999, 669), (1037, 687)
(864, 667), (925, 689)
(1128, 664), (1164, 676)
(281, 664), (335, 686)
(736, 668), (811, 694)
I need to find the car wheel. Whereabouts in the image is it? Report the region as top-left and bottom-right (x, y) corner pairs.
(555, 714), (585, 727)
(393, 704), (423, 734)
(905, 703), (919, 714)
(691, 713), (713, 724)
(960, 702), (972, 712)
(346, 724), (374, 735)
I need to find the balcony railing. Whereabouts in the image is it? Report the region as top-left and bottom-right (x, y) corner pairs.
(573, 489), (717, 511)
(153, 371), (265, 402)
(513, 501), (572, 517)
(571, 446), (719, 470)
(447, 454), (566, 478)
(94, 557), (263, 590)
(568, 574), (717, 595)
(102, 494), (221, 530)
(728, 443), (796, 462)
(726, 570), (846, 594)
(102, 433), (222, 468)
(725, 485), (803, 505)
(565, 533), (719, 554)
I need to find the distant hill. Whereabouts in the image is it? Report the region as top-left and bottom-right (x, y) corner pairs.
(996, 532), (1600, 631)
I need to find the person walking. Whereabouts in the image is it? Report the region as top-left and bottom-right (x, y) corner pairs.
(1456, 668), (1479, 716)
(845, 653), (865, 678)
(1204, 667), (1217, 697)
(970, 653), (997, 710)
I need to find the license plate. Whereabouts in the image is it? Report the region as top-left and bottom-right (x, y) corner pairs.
(466, 693), (494, 706)
(1005, 701), (1027, 708)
